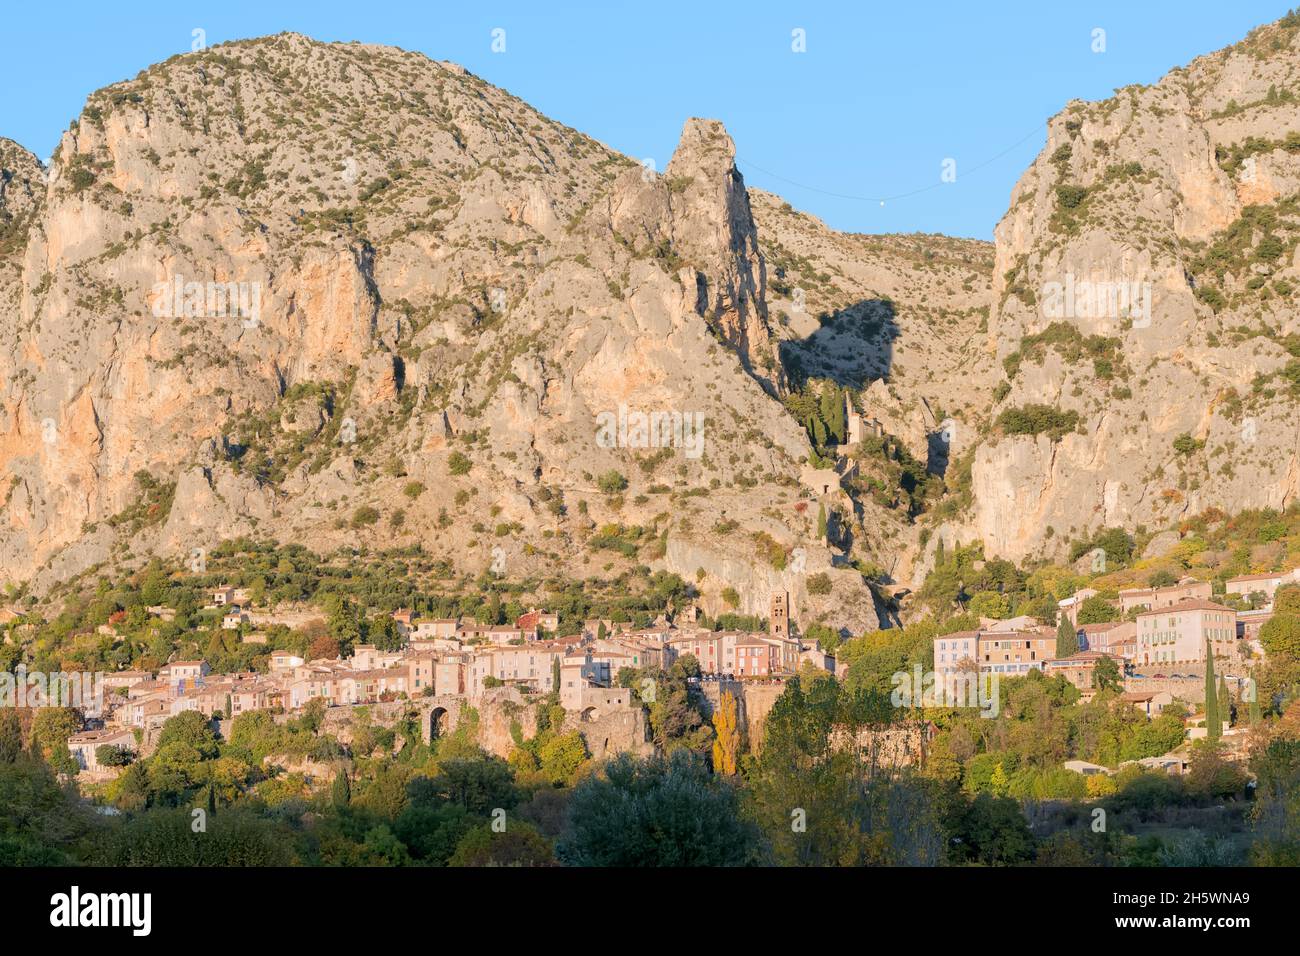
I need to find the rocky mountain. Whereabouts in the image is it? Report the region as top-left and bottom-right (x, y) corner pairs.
(7, 16), (1300, 629)
(956, 13), (1300, 567)
(0, 33), (941, 633)
(747, 192), (996, 584)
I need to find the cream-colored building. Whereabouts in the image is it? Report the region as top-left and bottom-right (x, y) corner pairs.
(1135, 598), (1237, 667)
(1119, 579), (1212, 616)
(934, 630), (980, 678)
(68, 728), (137, 774)
(1226, 569), (1300, 607)
(468, 644), (564, 698)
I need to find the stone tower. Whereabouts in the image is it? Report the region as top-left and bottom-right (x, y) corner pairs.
(770, 591), (789, 639)
(845, 391), (863, 446)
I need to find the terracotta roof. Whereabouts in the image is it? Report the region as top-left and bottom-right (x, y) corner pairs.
(69, 728), (136, 744)
(1228, 571), (1292, 583)
(1135, 598), (1233, 615)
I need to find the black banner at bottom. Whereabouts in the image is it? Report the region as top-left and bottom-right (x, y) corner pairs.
(0, 865), (1272, 942)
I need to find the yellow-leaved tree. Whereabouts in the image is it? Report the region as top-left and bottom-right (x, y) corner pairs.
(712, 691), (742, 775)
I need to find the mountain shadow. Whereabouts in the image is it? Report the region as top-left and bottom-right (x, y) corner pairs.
(777, 298), (898, 391)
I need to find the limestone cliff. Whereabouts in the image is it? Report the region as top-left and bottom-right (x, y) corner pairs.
(962, 16), (1300, 563)
(0, 34), (882, 631)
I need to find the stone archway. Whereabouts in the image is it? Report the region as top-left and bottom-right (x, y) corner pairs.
(420, 696), (464, 743)
(428, 706), (449, 740)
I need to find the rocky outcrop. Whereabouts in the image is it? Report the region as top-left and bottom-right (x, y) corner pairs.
(962, 16), (1300, 562)
(11, 19), (1294, 612)
(0, 34), (886, 627)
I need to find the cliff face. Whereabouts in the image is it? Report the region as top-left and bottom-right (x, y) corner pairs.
(8, 19), (1297, 620)
(965, 16), (1300, 562)
(0, 34), (886, 630)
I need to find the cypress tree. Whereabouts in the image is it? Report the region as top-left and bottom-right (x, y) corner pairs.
(1217, 675), (1231, 728)
(1055, 617), (1079, 658)
(811, 416), (828, 449)
(817, 502), (828, 541)
(332, 769), (351, 810)
(1204, 641), (1221, 741)
(820, 386), (846, 445)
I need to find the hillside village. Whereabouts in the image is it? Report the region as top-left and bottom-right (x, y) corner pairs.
(57, 587), (828, 778)
(22, 559), (1291, 790)
(4, 14), (1300, 873)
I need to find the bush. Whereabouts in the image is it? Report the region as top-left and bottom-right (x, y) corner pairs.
(597, 470), (628, 494)
(95, 745), (135, 768)
(1056, 184), (1088, 208)
(556, 752), (764, 866)
(449, 821), (555, 867)
(996, 404), (1080, 440)
(448, 452), (472, 476)
(350, 506), (380, 528)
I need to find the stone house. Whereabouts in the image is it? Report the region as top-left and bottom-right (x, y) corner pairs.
(158, 660), (210, 683)
(1045, 651), (1123, 692)
(1135, 598), (1237, 667)
(977, 629), (1056, 676)
(1226, 569), (1300, 608)
(1118, 579), (1212, 616)
(68, 728), (137, 774)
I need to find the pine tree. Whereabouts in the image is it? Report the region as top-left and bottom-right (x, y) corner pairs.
(711, 691), (742, 775)
(1204, 641), (1221, 741)
(1055, 618), (1079, 659)
(332, 769), (351, 810)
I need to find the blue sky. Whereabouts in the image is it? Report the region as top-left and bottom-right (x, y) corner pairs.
(1, 1), (1292, 238)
